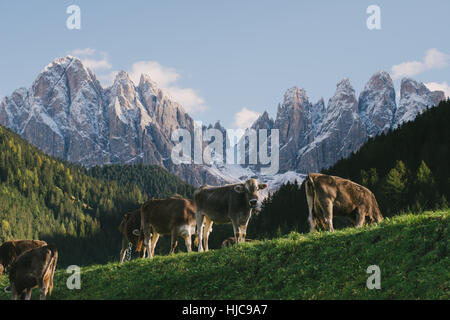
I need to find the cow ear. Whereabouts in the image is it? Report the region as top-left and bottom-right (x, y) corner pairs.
(234, 185), (245, 193)
(258, 183), (268, 190)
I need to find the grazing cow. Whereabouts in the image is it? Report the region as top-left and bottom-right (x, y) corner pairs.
(8, 244), (58, 300)
(0, 240), (47, 272)
(194, 179), (267, 252)
(139, 197), (197, 258)
(118, 209), (146, 263)
(305, 173), (383, 232)
(221, 237), (254, 248)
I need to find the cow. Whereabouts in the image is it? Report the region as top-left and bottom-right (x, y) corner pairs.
(118, 209), (146, 263)
(221, 237), (255, 248)
(0, 240), (47, 272)
(305, 173), (383, 232)
(139, 197), (197, 258)
(7, 244), (58, 300)
(194, 179), (267, 252)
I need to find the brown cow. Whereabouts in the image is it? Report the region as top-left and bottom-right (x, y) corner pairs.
(118, 209), (146, 263)
(305, 173), (383, 232)
(0, 240), (47, 272)
(194, 179), (267, 252)
(7, 244), (58, 300)
(139, 197), (197, 258)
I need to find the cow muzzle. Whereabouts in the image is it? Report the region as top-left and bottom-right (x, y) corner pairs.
(249, 199), (258, 208)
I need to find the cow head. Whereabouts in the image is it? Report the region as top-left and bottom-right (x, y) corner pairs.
(234, 179), (268, 209)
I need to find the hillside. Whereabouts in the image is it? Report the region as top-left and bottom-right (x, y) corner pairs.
(249, 99), (450, 239)
(0, 124), (194, 266)
(1, 210), (447, 300)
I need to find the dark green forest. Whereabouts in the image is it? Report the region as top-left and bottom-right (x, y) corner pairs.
(0, 126), (193, 266)
(248, 99), (450, 239)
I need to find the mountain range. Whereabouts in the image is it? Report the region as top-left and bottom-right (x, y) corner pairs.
(0, 56), (446, 187)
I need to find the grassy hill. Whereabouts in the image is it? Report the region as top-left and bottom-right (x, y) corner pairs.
(1, 210), (447, 300)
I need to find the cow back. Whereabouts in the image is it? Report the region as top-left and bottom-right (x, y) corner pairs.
(141, 198), (196, 235)
(0, 240), (47, 269)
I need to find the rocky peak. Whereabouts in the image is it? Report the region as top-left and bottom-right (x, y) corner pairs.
(358, 71), (396, 137)
(394, 78), (446, 127)
(251, 111), (274, 130)
(328, 78), (358, 112)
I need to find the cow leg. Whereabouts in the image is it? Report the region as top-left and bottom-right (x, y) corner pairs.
(203, 218), (213, 252)
(323, 199), (334, 232)
(184, 235), (192, 253)
(150, 232), (160, 257)
(306, 189), (316, 233)
(37, 276), (48, 300)
(40, 286), (48, 300)
(170, 231), (178, 254)
(25, 288), (33, 300)
(140, 246), (147, 258)
(143, 231), (152, 259)
(10, 285), (19, 300)
(119, 237), (128, 263)
(196, 212), (205, 252)
(231, 220), (240, 244)
(238, 225), (247, 243)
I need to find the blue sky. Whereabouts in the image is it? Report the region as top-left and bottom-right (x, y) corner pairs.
(0, 1), (449, 128)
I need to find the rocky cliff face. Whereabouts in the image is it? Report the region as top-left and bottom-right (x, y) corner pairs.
(0, 56), (221, 186)
(394, 78), (446, 127)
(296, 79), (367, 172)
(358, 71), (396, 137)
(245, 71), (445, 175)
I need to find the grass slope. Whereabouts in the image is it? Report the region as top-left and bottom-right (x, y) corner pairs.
(1, 211), (448, 300)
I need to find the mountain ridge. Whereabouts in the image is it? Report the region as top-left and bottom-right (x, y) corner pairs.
(0, 57), (446, 187)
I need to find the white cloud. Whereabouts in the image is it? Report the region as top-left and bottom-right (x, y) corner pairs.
(129, 61), (180, 87)
(233, 108), (260, 130)
(391, 48), (449, 80)
(69, 48), (112, 71)
(165, 87), (207, 113)
(425, 81), (450, 98)
(129, 60), (206, 113)
(70, 48), (96, 56)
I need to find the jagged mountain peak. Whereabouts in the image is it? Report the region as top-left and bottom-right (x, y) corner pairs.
(400, 78), (429, 96)
(394, 78), (445, 127)
(366, 71), (393, 89)
(282, 86), (309, 108)
(358, 71), (396, 137)
(251, 111), (274, 130)
(328, 78), (357, 113)
(336, 78), (353, 91)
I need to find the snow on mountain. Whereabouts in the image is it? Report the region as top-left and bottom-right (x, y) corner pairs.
(0, 56), (221, 186)
(358, 71), (396, 137)
(296, 78), (367, 173)
(393, 78), (446, 127)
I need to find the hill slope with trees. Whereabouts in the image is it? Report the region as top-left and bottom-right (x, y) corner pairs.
(0, 125), (193, 266)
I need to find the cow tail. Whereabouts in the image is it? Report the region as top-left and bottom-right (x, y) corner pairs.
(43, 245), (58, 296)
